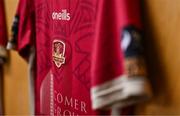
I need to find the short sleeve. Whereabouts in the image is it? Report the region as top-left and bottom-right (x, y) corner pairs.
(0, 0), (8, 63)
(91, 0), (152, 110)
(7, 0), (35, 60)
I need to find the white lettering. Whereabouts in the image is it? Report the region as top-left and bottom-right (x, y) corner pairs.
(81, 102), (87, 113)
(63, 110), (71, 115)
(57, 13), (62, 20)
(57, 107), (62, 116)
(52, 9), (70, 21)
(65, 97), (73, 107)
(57, 93), (63, 103)
(54, 91), (87, 114)
(74, 99), (79, 110)
(66, 13), (70, 21)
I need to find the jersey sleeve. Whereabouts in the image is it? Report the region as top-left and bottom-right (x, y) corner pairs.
(0, 0), (8, 63)
(91, 0), (152, 110)
(7, 0), (35, 60)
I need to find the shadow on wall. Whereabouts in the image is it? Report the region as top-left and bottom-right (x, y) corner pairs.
(0, 66), (4, 114)
(135, 0), (174, 115)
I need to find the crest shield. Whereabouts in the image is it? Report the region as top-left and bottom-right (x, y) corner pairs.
(52, 40), (65, 68)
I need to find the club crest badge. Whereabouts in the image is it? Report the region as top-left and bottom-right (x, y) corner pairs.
(52, 40), (65, 68)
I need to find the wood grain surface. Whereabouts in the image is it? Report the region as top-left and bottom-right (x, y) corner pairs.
(4, 0), (30, 114)
(136, 0), (180, 114)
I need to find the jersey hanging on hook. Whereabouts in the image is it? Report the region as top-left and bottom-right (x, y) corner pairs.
(7, 0), (152, 115)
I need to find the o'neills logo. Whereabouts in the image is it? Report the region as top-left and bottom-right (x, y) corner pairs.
(52, 40), (66, 68)
(52, 9), (70, 21)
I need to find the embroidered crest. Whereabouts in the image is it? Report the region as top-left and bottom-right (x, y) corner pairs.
(52, 40), (65, 68)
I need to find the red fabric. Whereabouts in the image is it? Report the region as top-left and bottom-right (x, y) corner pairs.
(15, 0), (35, 59)
(13, 0), (143, 115)
(92, 0), (143, 91)
(0, 0), (7, 47)
(92, 0), (125, 87)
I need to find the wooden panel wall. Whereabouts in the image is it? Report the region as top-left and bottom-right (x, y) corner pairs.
(136, 0), (180, 114)
(4, 0), (30, 114)
(3, 0), (180, 115)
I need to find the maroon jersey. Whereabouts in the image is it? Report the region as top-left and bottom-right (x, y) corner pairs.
(0, 0), (8, 62)
(8, 0), (152, 115)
